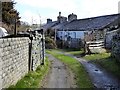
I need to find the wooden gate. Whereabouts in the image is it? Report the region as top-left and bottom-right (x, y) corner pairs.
(86, 40), (106, 53)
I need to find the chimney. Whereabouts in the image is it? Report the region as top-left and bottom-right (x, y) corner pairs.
(68, 13), (77, 22)
(47, 19), (52, 24)
(59, 12), (61, 17)
(57, 12), (67, 23)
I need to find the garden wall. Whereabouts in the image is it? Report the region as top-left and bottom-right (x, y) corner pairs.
(0, 32), (45, 89)
(112, 33), (120, 62)
(0, 37), (30, 88)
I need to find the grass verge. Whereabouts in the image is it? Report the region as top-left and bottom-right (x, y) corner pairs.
(65, 50), (84, 56)
(83, 53), (120, 79)
(61, 49), (85, 57)
(46, 49), (94, 88)
(83, 53), (111, 61)
(9, 57), (50, 88)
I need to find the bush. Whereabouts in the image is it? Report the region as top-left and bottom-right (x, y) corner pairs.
(45, 37), (57, 49)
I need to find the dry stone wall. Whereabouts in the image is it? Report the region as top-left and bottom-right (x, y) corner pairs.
(105, 29), (118, 49)
(112, 34), (120, 62)
(0, 37), (30, 88)
(0, 32), (45, 89)
(31, 33), (44, 71)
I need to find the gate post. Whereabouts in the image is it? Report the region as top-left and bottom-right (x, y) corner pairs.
(41, 29), (45, 65)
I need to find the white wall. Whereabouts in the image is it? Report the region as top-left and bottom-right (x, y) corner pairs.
(57, 30), (84, 40)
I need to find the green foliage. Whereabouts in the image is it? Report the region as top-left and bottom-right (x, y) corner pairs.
(83, 53), (120, 79)
(46, 50), (94, 88)
(64, 50), (84, 56)
(95, 58), (120, 79)
(9, 58), (50, 88)
(61, 50), (120, 84)
(83, 53), (110, 61)
(45, 29), (55, 37)
(45, 37), (57, 49)
(17, 21), (30, 32)
(2, 1), (20, 25)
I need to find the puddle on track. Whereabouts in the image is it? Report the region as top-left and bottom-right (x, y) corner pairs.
(75, 57), (120, 89)
(49, 51), (120, 89)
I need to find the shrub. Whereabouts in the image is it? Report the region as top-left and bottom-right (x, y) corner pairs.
(45, 37), (57, 49)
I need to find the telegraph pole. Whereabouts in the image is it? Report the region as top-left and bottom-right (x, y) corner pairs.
(38, 14), (41, 29)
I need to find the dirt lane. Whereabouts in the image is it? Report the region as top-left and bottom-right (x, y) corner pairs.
(41, 54), (76, 88)
(41, 50), (120, 89)
(75, 57), (120, 89)
(63, 52), (120, 89)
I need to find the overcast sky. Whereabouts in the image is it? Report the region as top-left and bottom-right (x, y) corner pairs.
(14, 0), (120, 24)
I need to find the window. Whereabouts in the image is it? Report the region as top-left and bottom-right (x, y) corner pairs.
(74, 32), (76, 38)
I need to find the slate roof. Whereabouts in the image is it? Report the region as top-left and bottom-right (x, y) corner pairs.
(42, 14), (120, 31)
(51, 22), (68, 30)
(62, 14), (120, 31)
(41, 21), (59, 30)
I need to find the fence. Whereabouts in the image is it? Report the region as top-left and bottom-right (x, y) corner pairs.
(86, 40), (106, 53)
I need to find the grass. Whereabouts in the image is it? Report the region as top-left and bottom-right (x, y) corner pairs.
(60, 49), (85, 57)
(66, 50), (84, 56)
(95, 58), (120, 79)
(66, 50), (120, 79)
(46, 49), (94, 88)
(47, 49), (84, 57)
(83, 53), (111, 61)
(82, 53), (120, 79)
(63, 49), (120, 80)
(9, 57), (50, 88)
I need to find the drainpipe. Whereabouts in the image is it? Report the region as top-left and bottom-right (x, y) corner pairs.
(55, 29), (56, 42)
(62, 29), (65, 49)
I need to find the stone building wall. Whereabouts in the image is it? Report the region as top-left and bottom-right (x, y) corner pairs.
(0, 37), (30, 88)
(112, 33), (120, 62)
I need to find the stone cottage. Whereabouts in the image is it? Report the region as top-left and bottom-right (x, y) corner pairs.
(42, 12), (120, 50)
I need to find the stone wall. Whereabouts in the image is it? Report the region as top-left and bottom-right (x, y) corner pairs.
(112, 33), (120, 62)
(31, 32), (44, 71)
(0, 32), (45, 89)
(105, 29), (118, 49)
(0, 37), (30, 88)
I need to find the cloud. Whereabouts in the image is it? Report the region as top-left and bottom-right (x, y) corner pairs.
(16, 0), (78, 12)
(21, 10), (40, 24)
(15, 0), (120, 24)
(16, 0), (79, 24)
(77, 0), (119, 18)
(1, 0), (12, 2)
(21, 10), (58, 24)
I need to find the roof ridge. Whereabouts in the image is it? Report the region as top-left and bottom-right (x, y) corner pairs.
(76, 13), (120, 21)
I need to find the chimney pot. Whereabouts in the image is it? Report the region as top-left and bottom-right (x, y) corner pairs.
(59, 12), (61, 16)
